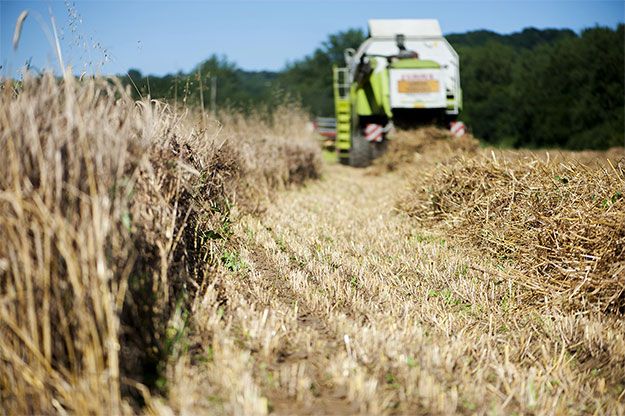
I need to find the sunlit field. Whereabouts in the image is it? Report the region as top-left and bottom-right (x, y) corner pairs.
(1, 2), (624, 415)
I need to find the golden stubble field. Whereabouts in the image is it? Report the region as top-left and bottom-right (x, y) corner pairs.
(1, 75), (624, 415)
(168, 156), (624, 415)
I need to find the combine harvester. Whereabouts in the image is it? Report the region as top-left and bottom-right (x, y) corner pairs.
(333, 19), (463, 166)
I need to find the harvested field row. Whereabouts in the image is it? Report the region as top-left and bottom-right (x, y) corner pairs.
(398, 144), (625, 313)
(370, 127), (480, 173)
(161, 164), (625, 415)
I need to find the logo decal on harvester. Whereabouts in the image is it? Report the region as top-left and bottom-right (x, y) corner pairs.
(365, 124), (384, 142)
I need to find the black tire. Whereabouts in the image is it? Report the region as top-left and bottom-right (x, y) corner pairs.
(371, 140), (388, 160)
(349, 127), (372, 167)
(445, 114), (458, 128)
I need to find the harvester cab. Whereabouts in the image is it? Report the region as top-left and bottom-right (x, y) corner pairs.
(333, 19), (462, 166)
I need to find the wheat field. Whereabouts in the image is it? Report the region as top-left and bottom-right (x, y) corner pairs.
(1, 74), (624, 415)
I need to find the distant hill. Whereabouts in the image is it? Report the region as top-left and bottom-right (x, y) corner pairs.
(446, 27), (576, 49)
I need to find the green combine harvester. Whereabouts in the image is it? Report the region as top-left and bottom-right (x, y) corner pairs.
(333, 19), (462, 166)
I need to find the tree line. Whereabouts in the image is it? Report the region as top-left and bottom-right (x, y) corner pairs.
(447, 25), (624, 149)
(119, 24), (624, 150)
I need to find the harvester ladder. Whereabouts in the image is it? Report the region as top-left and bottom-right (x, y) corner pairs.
(333, 66), (351, 155)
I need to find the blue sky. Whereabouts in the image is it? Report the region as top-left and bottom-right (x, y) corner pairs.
(1, 0), (623, 76)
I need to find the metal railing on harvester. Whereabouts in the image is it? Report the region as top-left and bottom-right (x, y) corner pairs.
(333, 66), (351, 158)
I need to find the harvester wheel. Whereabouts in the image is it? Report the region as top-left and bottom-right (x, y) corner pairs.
(349, 128), (372, 167)
(338, 156), (350, 166)
(371, 140), (388, 160)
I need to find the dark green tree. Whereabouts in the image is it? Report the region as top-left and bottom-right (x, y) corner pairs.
(451, 25), (623, 149)
(278, 28), (366, 116)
